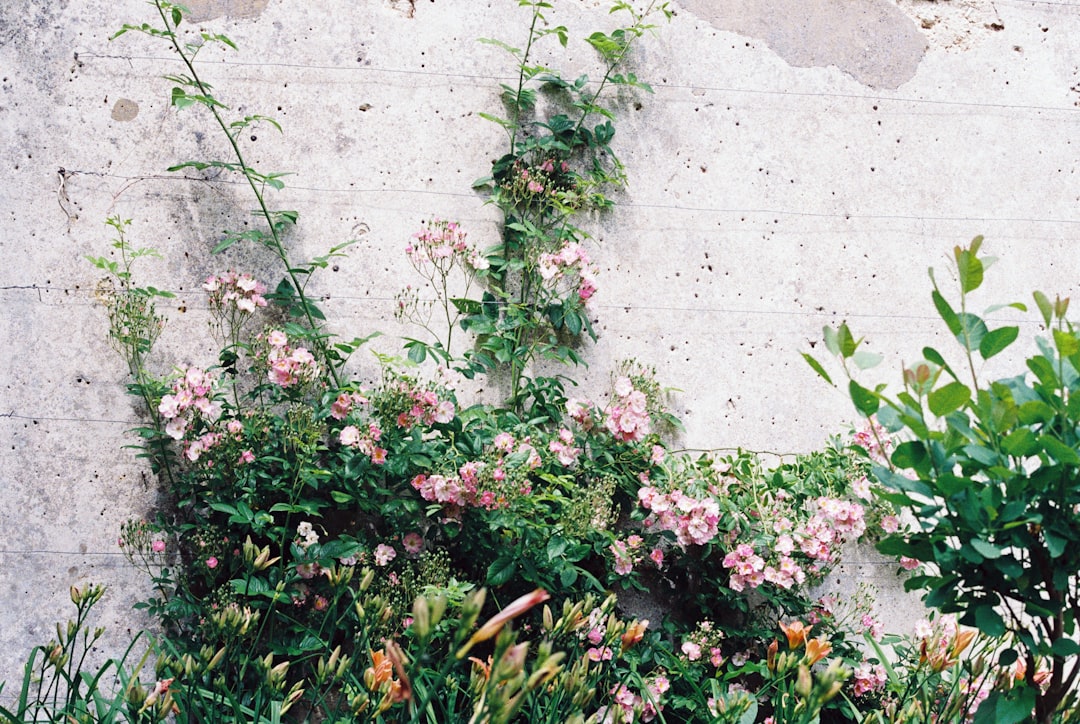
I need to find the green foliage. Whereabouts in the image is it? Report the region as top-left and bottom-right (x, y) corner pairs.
(809, 237), (1080, 723)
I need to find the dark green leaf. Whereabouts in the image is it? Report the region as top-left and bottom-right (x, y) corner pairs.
(973, 604), (1006, 637)
(1052, 638), (1080, 656)
(486, 556), (516, 586)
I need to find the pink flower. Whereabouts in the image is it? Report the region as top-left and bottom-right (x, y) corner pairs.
(681, 641), (702, 661)
(205, 557), (218, 569)
(900, 556), (920, 570)
(374, 544), (397, 567)
(882, 515), (900, 533)
(587, 646), (613, 662)
(151, 540), (166, 553)
(650, 548), (664, 568)
(239, 450), (255, 465)
(402, 532), (424, 554)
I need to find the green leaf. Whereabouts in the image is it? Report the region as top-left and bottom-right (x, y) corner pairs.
(801, 353), (833, 386)
(971, 538), (1002, 559)
(1001, 428), (1037, 457)
(955, 242), (985, 294)
(1053, 328), (1080, 358)
(891, 441), (929, 472)
(956, 313), (988, 351)
(1034, 290), (1053, 327)
(1044, 528), (1068, 558)
(852, 350), (882, 370)
(973, 604), (1006, 637)
(1039, 435), (1080, 465)
(170, 86), (194, 110)
(928, 381), (970, 417)
(486, 556), (516, 586)
(849, 380), (879, 417)
(1052, 638), (1080, 656)
(923, 346), (958, 381)
(171, 7), (182, 26)
(932, 290), (961, 336)
(979, 326), (1019, 359)
(822, 326), (840, 356)
(837, 323), (859, 358)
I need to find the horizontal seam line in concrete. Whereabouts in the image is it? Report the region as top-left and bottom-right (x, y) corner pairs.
(56, 170), (1080, 225)
(0, 287), (1045, 324)
(73, 52), (1080, 115)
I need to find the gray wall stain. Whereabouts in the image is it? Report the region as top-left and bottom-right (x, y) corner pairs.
(183, 0), (270, 22)
(677, 0), (927, 89)
(110, 98), (139, 122)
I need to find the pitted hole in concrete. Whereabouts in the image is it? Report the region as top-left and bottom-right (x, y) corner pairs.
(677, 0), (926, 90)
(111, 98), (139, 122)
(183, 0), (270, 22)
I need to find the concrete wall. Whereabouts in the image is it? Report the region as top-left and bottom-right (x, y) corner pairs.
(3, 0), (1079, 686)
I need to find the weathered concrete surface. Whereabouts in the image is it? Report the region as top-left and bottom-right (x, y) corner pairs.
(678, 0), (927, 89)
(3, 0), (1080, 689)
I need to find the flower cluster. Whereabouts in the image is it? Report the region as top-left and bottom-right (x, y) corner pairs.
(679, 619), (725, 668)
(609, 534), (653, 576)
(296, 521), (319, 550)
(799, 496), (867, 565)
(599, 678), (667, 723)
(330, 390), (369, 420)
(537, 240), (599, 305)
(263, 330), (320, 388)
(158, 366), (223, 440)
(500, 157), (578, 208)
(203, 271), (268, 314)
(853, 417), (892, 465)
(407, 218), (488, 273)
(340, 422), (388, 465)
(638, 485), (720, 547)
(411, 432), (541, 514)
(852, 661), (888, 697)
(374, 374), (455, 431)
(604, 375), (651, 442)
(547, 428), (581, 467)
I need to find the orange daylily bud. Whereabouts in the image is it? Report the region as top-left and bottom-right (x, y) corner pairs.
(621, 619), (648, 653)
(950, 629), (976, 660)
(767, 639), (779, 673)
(458, 589), (550, 657)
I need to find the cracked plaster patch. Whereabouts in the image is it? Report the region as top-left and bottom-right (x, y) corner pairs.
(676, 0), (927, 89)
(894, 0), (1006, 51)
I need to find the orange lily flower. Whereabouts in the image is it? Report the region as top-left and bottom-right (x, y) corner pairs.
(804, 637), (832, 665)
(779, 620), (811, 650)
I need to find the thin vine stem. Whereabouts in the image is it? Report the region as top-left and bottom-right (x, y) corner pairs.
(153, 0), (342, 388)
